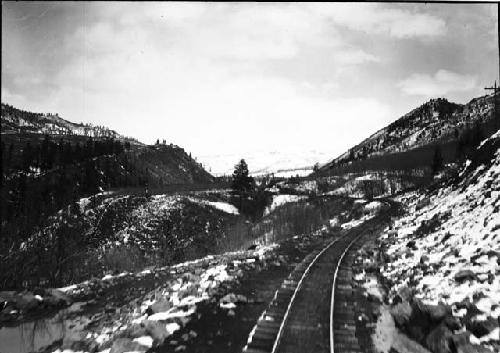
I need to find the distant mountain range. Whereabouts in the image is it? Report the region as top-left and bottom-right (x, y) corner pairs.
(199, 149), (333, 177)
(200, 94), (497, 177)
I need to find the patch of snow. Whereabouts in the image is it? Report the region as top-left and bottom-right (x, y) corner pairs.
(205, 201), (239, 215)
(133, 336), (153, 348)
(264, 194), (307, 215)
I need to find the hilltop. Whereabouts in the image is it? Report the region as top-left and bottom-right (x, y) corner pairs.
(1, 103), (140, 144)
(1, 102), (216, 281)
(319, 94), (498, 175)
(1, 102), (214, 186)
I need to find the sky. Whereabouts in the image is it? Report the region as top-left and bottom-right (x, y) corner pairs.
(2, 2), (499, 172)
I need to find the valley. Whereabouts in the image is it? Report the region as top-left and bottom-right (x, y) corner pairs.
(1, 90), (499, 353)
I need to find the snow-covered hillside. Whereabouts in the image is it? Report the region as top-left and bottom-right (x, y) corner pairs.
(380, 130), (500, 352)
(321, 94), (496, 170)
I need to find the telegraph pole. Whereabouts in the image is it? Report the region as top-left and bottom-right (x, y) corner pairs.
(484, 4), (500, 128)
(485, 81), (498, 125)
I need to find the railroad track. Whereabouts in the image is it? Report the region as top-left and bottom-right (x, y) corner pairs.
(242, 210), (392, 353)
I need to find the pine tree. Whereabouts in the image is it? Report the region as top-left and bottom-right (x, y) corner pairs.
(231, 159), (254, 196)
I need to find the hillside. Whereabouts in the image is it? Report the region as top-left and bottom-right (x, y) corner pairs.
(1, 103), (140, 144)
(1, 102), (214, 186)
(376, 130), (500, 353)
(319, 94), (498, 174)
(0, 103), (215, 277)
(132, 144), (214, 185)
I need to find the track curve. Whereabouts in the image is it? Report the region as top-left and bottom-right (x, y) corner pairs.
(242, 206), (394, 353)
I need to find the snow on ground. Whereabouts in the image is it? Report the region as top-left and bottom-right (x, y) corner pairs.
(49, 244), (279, 353)
(205, 201), (239, 214)
(380, 139), (500, 350)
(186, 197), (239, 215)
(268, 169), (313, 178)
(264, 194), (307, 215)
(340, 214), (376, 230)
(365, 201), (382, 211)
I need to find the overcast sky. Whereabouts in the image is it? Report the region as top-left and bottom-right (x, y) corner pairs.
(2, 2), (498, 165)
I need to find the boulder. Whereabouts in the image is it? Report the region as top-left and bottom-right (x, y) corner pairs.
(149, 299), (171, 314)
(425, 323), (453, 353)
(454, 270), (477, 283)
(47, 289), (72, 306)
(408, 300), (434, 343)
(407, 240), (417, 250)
(467, 317), (498, 338)
(16, 293), (40, 311)
(390, 301), (413, 327)
(397, 286), (415, 302)
(127, 323), (147, 338)
(110, 338), (145, 353)
(443, 315), (462, 330)
(423, 302), (452, 323)
(420, 255), (430, 264)
(142, 320), (170, 346)
(450, 331), (470, 348)
(454, 343), (493, 353)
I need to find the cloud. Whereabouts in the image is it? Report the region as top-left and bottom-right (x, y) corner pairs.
(397, 70), (478, 96)
(310, 3), (446, 38)
(5, 2), (494, 163)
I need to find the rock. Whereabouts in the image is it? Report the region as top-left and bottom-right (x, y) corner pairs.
(365, 264), (379, 274)
(450, 331), (470, 348)
(149, 299), (171, 314)
(450, 331), (494, 353)
(16, 293), (40, 311)
(110, 337), (145, 353)
(390, 301), (413, 327)
(127, 323), (147, 338)
(220, 293), (247, 306)
(423, 302), (452, 323)
(454, 343), (493, 353)
(454, 270), (477, 283)
(408, 300), (434, 343)
(397, 286), (415, 302)
(443, 315), (462, 330)
(420, 255), (430, 264)
(467, 317), (498, 338)
(142, 320), (170, 346)
(47, 288), (72, 306)
(236, 294), (248, 303)
(407, 240), (417, 250)
(425, 323), (453, 353)
(486, 250), (500, 259)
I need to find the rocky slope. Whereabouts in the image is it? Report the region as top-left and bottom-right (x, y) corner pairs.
(378, 130), (500, 353)
(320, 94), (497, 171)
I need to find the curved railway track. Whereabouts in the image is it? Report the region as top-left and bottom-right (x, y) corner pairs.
(242, 207), (394, 353)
